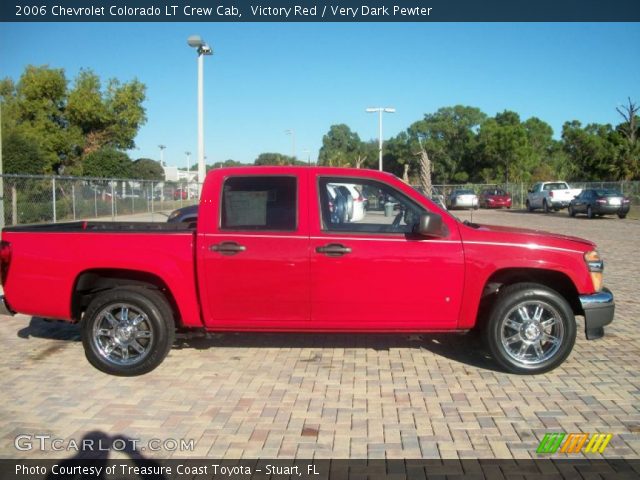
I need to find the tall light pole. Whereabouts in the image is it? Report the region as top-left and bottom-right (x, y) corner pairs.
(302, 149), (311, 166)
(185, 151), (191, 199)
(188, 35), (213, 195)
(158, 144), (166, 166)
(366, 107), (396, 171)
(285, 129), (296, 160)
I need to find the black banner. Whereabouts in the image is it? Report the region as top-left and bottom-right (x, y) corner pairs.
(2, 459), (640, 479)
(2, 0), (640, 22)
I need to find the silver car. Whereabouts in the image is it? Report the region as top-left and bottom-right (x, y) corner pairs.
(447, 189), (479, 209)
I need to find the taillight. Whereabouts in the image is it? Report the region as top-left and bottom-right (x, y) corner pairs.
(0, 241), (11, 286)
(623, 198), (630, 204)
(596, 199), (607, 204)
(549, 191), (554, 198)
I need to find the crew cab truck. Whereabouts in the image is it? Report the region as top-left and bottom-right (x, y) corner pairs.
(0, 167), (614, 376)
(526, 181), (582, 213)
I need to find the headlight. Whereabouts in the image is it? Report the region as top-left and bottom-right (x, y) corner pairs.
(168, 212), (179, 221)
(584, 250), (604, 291)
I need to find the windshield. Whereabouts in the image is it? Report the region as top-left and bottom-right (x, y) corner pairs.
(543, 183), (569, 190)
(595, 189), (622, 197)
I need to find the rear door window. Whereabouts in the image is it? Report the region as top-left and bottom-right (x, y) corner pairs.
(221, 176), (297, 231)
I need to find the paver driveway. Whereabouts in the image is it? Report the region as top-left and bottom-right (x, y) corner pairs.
(0, 209), (638, 460)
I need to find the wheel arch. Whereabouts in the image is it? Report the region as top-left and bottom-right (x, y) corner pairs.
(71, 269), (182, 327)
(477, 267), (582, 328)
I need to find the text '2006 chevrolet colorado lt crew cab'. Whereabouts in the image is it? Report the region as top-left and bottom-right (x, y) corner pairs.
(0, 167), (614, 376)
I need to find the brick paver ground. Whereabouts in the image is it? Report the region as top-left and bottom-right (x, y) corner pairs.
(0, 209), (638, 460)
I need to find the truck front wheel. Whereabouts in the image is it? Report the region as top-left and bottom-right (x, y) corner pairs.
(484, 283), (576, 374)
(81, 287), (175, 376)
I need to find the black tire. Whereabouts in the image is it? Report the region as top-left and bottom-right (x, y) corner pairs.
(587, 205), (594, 219)
(526, 200), (533, 212)
(543, 200), (550, 214)
(81, 287), (175, 376)
(568, 205), (575, 217)
(483, 283), (576, 374)
(618, 213), (626, 219)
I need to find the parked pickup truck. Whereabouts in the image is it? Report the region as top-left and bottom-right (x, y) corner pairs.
(0, 167), (614, 376)
(526, 181), (582, 213)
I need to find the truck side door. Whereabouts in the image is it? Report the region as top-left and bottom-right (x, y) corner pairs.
(199, 172), (310, 328)
(308, 175), (464, 330)
(531, 183), (542, 208)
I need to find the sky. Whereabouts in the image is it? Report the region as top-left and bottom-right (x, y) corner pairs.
(1, 22), (639, 169)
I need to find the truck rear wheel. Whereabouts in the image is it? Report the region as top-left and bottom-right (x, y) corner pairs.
(81, 287), (175, 376)
(484, 283), (576, 374)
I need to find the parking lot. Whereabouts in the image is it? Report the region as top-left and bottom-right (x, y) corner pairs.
(0, 208), (638, 460)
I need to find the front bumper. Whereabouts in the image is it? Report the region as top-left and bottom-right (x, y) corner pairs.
(579, 288), (614, 339)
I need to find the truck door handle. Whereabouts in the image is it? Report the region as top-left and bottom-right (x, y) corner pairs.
(210, 241), (246, 255)
(315, 243), (351, 257)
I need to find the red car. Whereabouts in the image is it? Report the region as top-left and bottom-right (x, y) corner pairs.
(173, 189), (188, 200)
(0, 167), (614, 376)
(479, 188), (512, 209)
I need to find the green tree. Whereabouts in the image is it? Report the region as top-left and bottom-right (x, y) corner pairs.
(67, 69), (146, 155)
(1, 129), (48, 174)
(561, 121), (620, 180)
(254, 153), (304, 166)
(381, 132), (416, 180)
(0, 65), (146, 175)
(210, 159), (245, 169)
(476, 111), (529, 183)
(1, 66), (83, 173)
(130, 158), (164, 180)
(318, 124), (366, 167)
(83, 148), (132, 178)
(407, 106), (486, 184)
(615, 98), (640, 179)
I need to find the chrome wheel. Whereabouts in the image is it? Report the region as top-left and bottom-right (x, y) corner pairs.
(92, 303), (153, 366)
(499, 300), (564, 366)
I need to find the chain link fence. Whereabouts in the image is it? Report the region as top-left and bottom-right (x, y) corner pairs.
(428, 181), (640, 210)
(0, 174), (201, 227)
(1, 174), (638, 226)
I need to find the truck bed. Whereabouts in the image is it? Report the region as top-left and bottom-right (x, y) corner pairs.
(2, 222), (201, 326)
(3, 221), (195, 233)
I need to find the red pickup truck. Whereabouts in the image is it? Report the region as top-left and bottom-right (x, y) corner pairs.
(0, 167), (614, 376)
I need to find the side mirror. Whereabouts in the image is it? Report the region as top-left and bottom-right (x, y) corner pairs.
(415, 212), (444, 237)
(527, 189), (533, 193)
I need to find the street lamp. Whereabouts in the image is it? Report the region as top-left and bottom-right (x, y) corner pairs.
(302, 149), (311, 166)
(366, 107), (396, 171)
(285, 129), (296, 160)
(185, 151), (191, 199)
(187, 35), (213, 195)
(158, 144), (166, 166)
